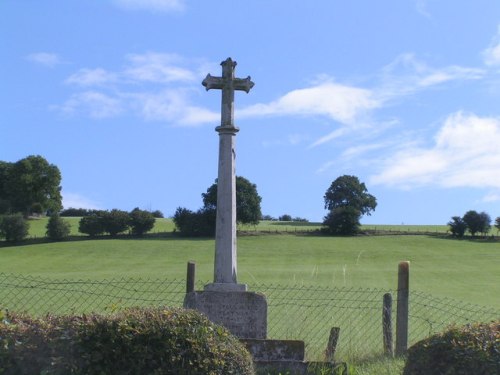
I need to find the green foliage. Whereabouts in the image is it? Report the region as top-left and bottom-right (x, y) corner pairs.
(102, 209), (130, 236)
(0, 214), (29, 242)
(463, 210), (491, 236)
(323, 206), (361, 235)
(0, 307), (254, 375)
(46, 213), (71, 241)
(60, 207), (94, 217)
(447, 216), (467, 238)
(279, 214), (293, 221)
(151, 209), (164, 218)
(323, 175), (377, 216)
(129, 207), (156, 236)
(1, 155), (62, 216)
(173, 207), (216, 237)
(78, 214), (105, 237)
(403, 320), (499, 375)
(495, 217), (500, 233)
(202, 176), (262, 225)
(323, 176), (376, 236)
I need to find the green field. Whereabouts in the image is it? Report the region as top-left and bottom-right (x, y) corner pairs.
(1, 218), (498, 308)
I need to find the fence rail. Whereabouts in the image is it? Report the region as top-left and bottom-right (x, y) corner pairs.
(0, 273), (497, 361)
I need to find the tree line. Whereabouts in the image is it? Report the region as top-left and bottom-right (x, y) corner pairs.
(448, 211), (500, 237)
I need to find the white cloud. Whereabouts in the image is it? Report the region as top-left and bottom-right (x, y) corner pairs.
(483, 26), (500, 66)
(124, 53), (195, 83)
(57, 91), (123, 119)
(26, 52), (63, 67)
(371, 112), (500, 189)
(112, 0), (184, 12)
(241, 81), (380, 124)
(65, 68), (117, 87)
(62, 192), (101, 210)
(481, 191), (500, 202)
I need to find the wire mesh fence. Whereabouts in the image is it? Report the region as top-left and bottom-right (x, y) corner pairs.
(0, 273), (497, 361)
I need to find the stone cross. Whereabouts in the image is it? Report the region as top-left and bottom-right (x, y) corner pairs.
(202, 58), (254, 292)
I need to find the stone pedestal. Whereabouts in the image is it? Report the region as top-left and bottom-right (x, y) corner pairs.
(184, 290), (267, 339)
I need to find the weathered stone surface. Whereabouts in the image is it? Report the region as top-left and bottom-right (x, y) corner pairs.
(240, 339), (305, 361)
(184, 291), (267, 339)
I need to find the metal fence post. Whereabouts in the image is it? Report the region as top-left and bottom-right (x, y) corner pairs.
(396, 261), (410, 356)
(186, 261), (196, 293)
(383, 293), (393, 356)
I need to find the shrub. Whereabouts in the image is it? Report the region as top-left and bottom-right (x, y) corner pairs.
(129, 208), (156, 236)
(46, 213), (71, 240)
(78, 214), (105, 237)
(173, 207), (216, 237)
(102, 209), (130, 236)
(0, 214), (29, 242)
(403, 320), (499, 375)
(0, 307), (255, 375)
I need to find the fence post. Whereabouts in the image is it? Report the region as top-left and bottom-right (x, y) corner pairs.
(383, 293), (393, 356)
(325, 327), (340, 362)
(186, 261), (196, 293)
(396, 261), (410, 356)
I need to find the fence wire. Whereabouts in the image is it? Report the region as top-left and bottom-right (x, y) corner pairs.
(0, 273), (497, 361)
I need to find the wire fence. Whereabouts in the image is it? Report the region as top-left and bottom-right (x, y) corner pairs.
(0, 273), (497, 361)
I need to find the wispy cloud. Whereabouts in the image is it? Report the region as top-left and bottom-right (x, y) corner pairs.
(124, 53), (196, 83)
(241, 81), (380, 125)
(483, 25), (500, 66)
(371, 112), (500, 189)
(62, 192), (102, 210)
(65, 68), (118, 87)
(112, 0), (185, 12)
(56, 91), (123, 119)
(26, 52), (63, 68)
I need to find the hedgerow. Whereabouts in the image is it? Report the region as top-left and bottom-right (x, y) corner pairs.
(0, 307), (254, 375)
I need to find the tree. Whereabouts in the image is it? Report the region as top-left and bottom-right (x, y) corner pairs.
(129, 208), (156, 236)
(46, 213), (71, 241)
(173, 207), (216, 237)
(447, 216), (467, 238)
(0, 214), (29, 242)
(323, 175), (376, 235)
(3, 155), (62, 216)
(78, 214), (105, 237)
(279, 214), (292, 222)
(324, 175), (377, 215)
(323, 206), (361, 235)
(495, 217), (500, 234)
(202, 176), (262, 225)
(463, 210), (490, 236)
(102, 209), (130, 236)
(0, 161), (11, 214)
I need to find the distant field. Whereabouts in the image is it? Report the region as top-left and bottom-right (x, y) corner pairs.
(0, 219), (498, 308)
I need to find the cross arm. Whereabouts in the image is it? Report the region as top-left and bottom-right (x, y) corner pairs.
(233, 77), (255, 93)
(202, 74), (224, 91)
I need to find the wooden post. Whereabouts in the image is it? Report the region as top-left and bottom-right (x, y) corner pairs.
(396, 261), (410, 356)
(325, 327), (340, 362)
(383, 293), (393, 356)
(186, 261), (196, 293)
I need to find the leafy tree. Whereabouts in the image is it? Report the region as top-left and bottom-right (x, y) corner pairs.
(60, 208), (92, 217)
(3, 155), (62, 216)
(279, 214), (292, 222)
(324, 175), (377, 215)
(151, 210), (164, 218)
(495, 217), (500, 234)
(323, 175), (376, 235)
(0, 161), (11, 214)
(202, 176), (262, 225)
(78, 214), (105, 237)
(102, 209), (130, 236)
(129, 208), (156, 236)
(447, 216), (467, 238)
(323, 206), (361, 235)
(463, 210), (490, 236)
(0, 214), (29, 242)
(46, 213), (71, 241)
(173, 207), (216, 237)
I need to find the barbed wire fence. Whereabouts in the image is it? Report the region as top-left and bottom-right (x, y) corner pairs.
(0, 273), (497, 361)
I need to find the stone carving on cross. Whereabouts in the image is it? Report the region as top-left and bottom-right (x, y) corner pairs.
(202, 58), (254, 129)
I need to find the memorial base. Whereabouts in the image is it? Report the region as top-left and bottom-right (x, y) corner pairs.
(183, 290), (267, 339)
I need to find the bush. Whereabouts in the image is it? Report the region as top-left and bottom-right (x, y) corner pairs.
(173, 207), (216, 237)
(46, 213), (71, 240)
(129, 208), (156, 236)
(403, 320), (499, 375)
(0, 307), (255, 375)
(78, 214), (105, 237)
(102, 209), (130, 236)
(0, 214), (29, 242)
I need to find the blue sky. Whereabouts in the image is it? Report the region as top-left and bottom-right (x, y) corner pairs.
(2, 1), (500, 224)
